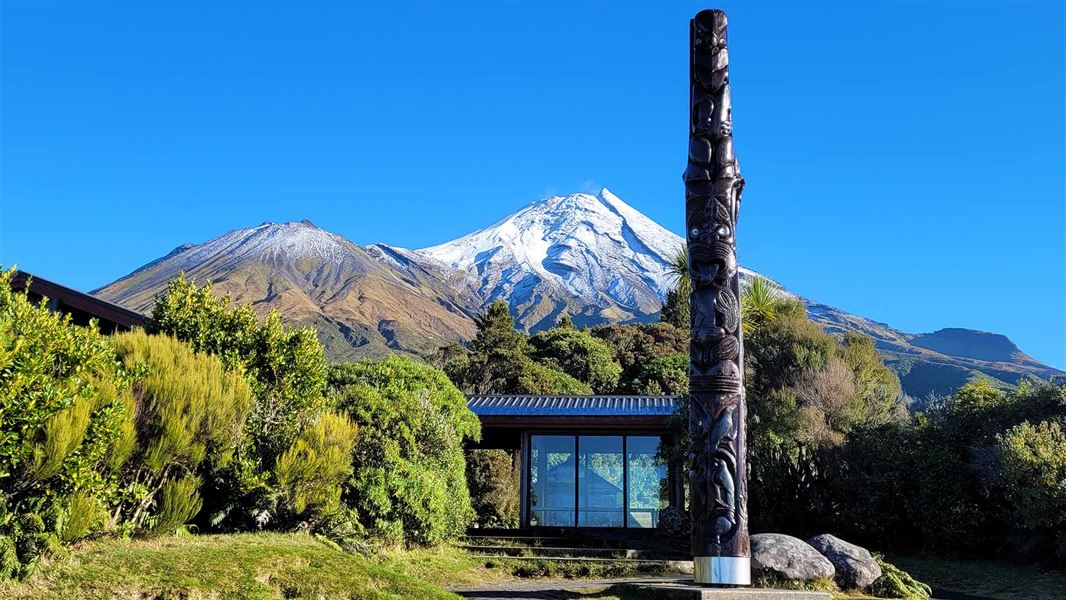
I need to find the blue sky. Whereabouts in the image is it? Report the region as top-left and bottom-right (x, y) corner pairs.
(2, 1), (1063, 368)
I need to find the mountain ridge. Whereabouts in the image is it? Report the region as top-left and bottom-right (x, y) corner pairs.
(93, 189), (1063, 398)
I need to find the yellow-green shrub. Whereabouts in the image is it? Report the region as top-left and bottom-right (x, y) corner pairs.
(110, 330), (253, 532)
(148, 475), (204, 536)
(275, 412), (358, 523)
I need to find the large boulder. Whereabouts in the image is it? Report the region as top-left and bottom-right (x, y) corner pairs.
(807, 534), (883, 589)
(751, 533), (836, 582)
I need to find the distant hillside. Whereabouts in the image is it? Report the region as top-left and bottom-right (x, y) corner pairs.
(94, 189), (1064, 399)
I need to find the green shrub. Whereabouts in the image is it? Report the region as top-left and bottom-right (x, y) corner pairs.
(660, 286), (689, 330)
(590, 322), (688, 393)
(0, 534), (16, 580)
(436, 301), (594, 395)
(145, 276), (328, 528)
(275, 412), (358, 524)
(59, 492), (105, 543)
(466, 450), (520, 528)
(517, 358), (592, 394)
(147, 276), (327, 463)
(329, 356), (480, 546)
(995, 418), (1066, 563)
(148, 475), (203, 536)
(110, 331), (253, 532)
(631, 352), (688, 395)
(996, 419), (1066, 530)
(0, 268), (132, 571)
(528, 325), (622, 393)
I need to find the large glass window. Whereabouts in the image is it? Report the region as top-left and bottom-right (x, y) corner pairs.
(529, 435), (576, 526)
(626, 435), (668, 528)
(578, 436), (624, 527)
(529, 434), (667, 528)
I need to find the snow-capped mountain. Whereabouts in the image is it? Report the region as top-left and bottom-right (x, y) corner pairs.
(416, 188), (745, 331)
(94, 189), (1063, 398)
(408, 188), (766, 332)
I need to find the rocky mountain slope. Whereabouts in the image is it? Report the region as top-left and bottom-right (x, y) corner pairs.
(94, 220), (476, 359)
(94, 189), (1063, 398)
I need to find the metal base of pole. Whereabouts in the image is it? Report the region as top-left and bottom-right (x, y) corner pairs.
(693, 556), (751, 586)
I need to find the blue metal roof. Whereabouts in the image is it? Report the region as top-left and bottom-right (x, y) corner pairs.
(466, 395), (681, 417)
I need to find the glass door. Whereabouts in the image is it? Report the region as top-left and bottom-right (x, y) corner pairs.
(528, 433), (667, 528)
(529, 435), (576, 526)
(626, 435), (667, 528)
(578, 436), (624, 527)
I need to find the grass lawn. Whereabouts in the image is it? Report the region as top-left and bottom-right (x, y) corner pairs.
(0, 532), (685, 599)
(887, 553), (1066, 600)
(0, 532), (499, 600)
(7, 532), (1059, 600)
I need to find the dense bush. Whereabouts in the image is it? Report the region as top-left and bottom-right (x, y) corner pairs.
(329, 356), (480, 546)
(274, 411), (358, 527)
(0, 269), (131, 574)
(528, 324), (622, 393)
(110, 330), (254, 534)
(746, 316), (904, 452)
(438, 303), (692, 397)
(591, 322), (689, 393)
(995, 419), (1066, 532)
(733, 286), (909, 537)
(629, 352), (688, 396)
(995, 416), (1066, 562)
(436, 301), (591, 395)
(765, 379), (1066, 566)
(146, 276), (329, 529)
(148, 276), (327, 463)
(466, 449), (520, 529)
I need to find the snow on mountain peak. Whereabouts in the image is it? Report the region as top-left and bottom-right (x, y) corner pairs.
(184, 220), (356, 267)
(417, 189), (687, 323)
(113, 220), (361, 292)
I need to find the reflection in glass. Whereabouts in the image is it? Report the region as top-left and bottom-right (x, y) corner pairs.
(626, 436), (667, 528)
(530, 435), (576, 526)
(529, 434), (669, 528)
(578, 436), (624, 527)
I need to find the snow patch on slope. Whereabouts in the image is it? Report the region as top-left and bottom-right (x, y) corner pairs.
(161, 220), (358, 274)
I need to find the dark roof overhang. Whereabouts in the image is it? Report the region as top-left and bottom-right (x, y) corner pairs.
(11, 270), (146, 330)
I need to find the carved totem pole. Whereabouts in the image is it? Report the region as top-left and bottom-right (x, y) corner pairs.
(685, 9), (750, 586)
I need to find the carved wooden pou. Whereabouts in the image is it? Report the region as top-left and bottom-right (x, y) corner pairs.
(685, 8), (750, 586)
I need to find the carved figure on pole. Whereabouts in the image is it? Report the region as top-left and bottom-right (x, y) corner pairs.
(685, 8), (750, 586)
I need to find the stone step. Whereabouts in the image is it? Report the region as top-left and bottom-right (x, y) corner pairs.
(473, 554), (695, 573)
(461, 534), (667, 549)
(460, 544), (687, 560)
(471, 549), (695, 575)
(461, 535), (608, 548)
